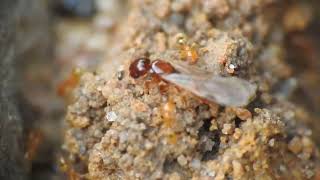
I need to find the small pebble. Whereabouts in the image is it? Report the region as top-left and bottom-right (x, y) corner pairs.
(106, 111), (117, 122)
(222, 123), (234, 135)
(288, 137), (302, 154)
(177, 155), (188, 166)
(269, 138), (275, 147)
(226, 64), (236, 74)
(117, 70), (124, 80)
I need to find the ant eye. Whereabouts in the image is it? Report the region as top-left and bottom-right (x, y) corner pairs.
(129, 58), (151, 78)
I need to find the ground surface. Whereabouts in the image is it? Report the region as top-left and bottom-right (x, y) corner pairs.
(58, 0), (320, 179)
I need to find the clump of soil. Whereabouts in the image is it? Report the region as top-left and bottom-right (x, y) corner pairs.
(60, 0), (319, 179)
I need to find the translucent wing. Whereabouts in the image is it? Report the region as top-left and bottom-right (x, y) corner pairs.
(161, 62), (257, 107)
(169, 60), (211, 77)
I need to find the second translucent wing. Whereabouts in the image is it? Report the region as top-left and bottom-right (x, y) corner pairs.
(161, 62), (257, 107)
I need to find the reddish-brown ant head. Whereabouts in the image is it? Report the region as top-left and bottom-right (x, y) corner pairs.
(129, 57), (151, 78)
